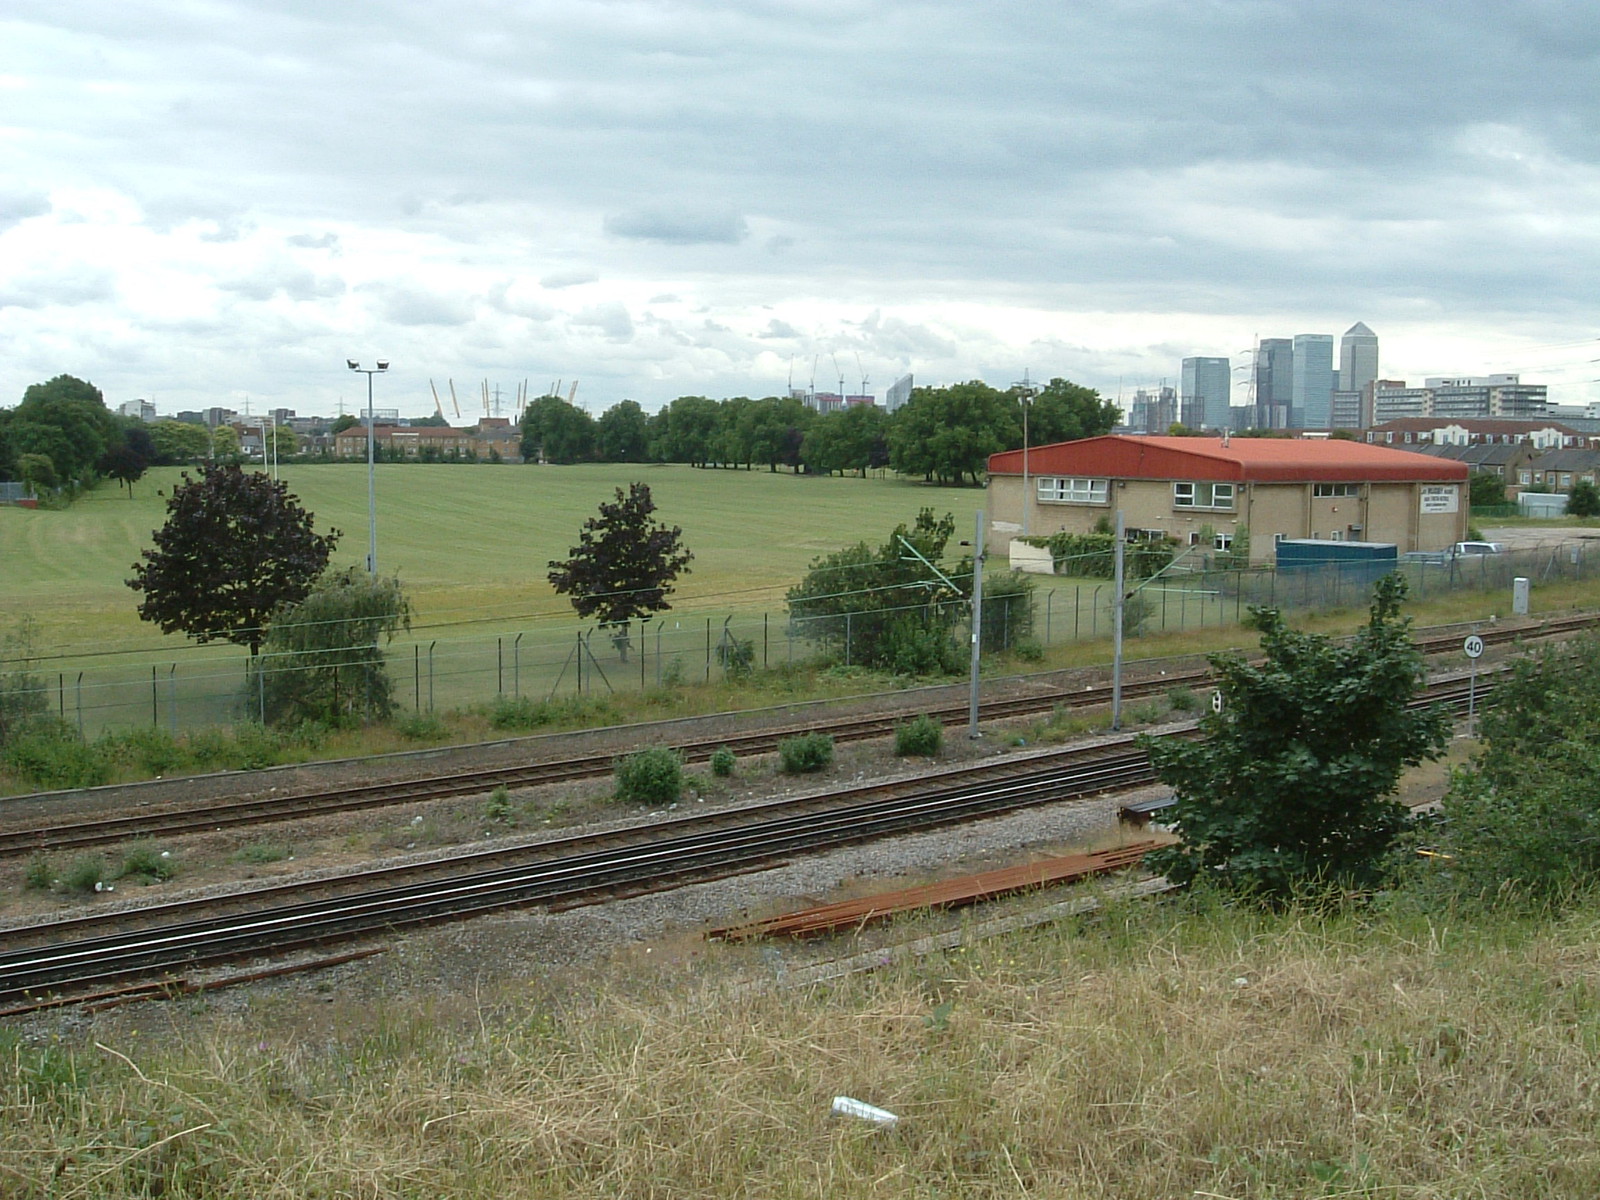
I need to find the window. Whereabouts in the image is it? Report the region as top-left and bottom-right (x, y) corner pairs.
(1036, 476), (1108, 504)
(1312, 483), (1359, 498)
(1329, 530), (1344, 542)
(1519, 470), (1532, 485)
(1214, 532), (1233, 551)
(1173, 481), (1235, 510)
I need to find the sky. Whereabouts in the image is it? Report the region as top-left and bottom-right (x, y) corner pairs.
(2, 0), (1597, 420)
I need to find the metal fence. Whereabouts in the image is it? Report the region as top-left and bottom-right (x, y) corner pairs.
(8, 538), (1594, 739)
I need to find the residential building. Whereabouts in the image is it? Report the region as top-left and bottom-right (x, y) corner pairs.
(1365, 418), (1588, 450)
(985, 434), (1469, 563)
(1522, 448), (1600, 493)
(1180, 357), (1231, 430)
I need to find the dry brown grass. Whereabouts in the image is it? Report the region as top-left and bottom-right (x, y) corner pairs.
(8, 894), (1600, 1197)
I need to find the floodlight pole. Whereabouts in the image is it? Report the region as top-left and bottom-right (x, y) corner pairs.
(348, 359), (389, 575)
(1014, 371), (1037, 537)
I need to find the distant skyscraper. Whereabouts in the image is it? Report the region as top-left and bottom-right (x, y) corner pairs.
(1181, 357), (1231, 429)
(1291, 333), (1335, 428)
(1254, 338), (1293, 428)
(1339, 322), (1379, 393)
(884, 374), (914, 413)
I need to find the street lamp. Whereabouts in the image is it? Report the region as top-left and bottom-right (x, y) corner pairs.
(1014, 371), (1039, 536)
(347, 358), (389, 574)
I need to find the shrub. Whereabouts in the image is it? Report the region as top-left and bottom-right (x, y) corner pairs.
(709, 746), (736, 777)
(1129, 702), (1164, 726)
(63, 856), (110, 894)
(614, 747), (684, 805)
(2, 728), (109, 791)
(1011, 637), (1045, 663)
(1166, 686), (1199, 713)
(484, 784), (514, 823)
(393, 711), (448, 741)
(100, 727), (187, 775)
(23, 856), (54, 891)
(119, 843), (176, 884)
(894, 714), (944, 757)
(716, 635), (755, 678)
(488, 697), (548, 731)
(232, 842), (292, 865)
(779, 732), (834, 774)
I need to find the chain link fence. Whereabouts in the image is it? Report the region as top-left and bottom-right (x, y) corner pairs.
(8, 538), (1593, 739)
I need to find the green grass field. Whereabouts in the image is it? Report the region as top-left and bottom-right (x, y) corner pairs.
(1, 463), (967, 655)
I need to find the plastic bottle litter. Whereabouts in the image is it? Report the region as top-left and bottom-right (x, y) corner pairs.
(831, 1096), (899, 1127)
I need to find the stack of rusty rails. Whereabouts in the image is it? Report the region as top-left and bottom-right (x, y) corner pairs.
(707, 841), (1162, 942)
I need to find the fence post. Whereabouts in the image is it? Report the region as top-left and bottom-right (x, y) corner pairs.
(639, 620), (648, 690)
(168, 665), (178, 735)
(763, 612), (769, 668)
(428, 641), (436, 711)
(657, 622), (664, 688)
(577, 632), (584, 695)
(845, 612), (852, 666)
(1045, 590), (1052, 645)
(58, 672), (64, 722)
(497, 637), (504, 696)
(705, 618), (712, 683)
(75, 673), (84, 738)
(414, 645), (420, 710)
(151, 664), (158, 727)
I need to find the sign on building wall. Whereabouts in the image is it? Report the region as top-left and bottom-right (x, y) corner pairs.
(1419, 485), (1459, 514)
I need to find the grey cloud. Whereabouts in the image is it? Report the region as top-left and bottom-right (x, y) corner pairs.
(569, 302), (635, 341)
(487, 282), (555, 320)
(759, 319), (801, 339)
(604, 207), (749, 245)
(287, 232), (339, 249)
(0, 189), (51, 231)
(219, 261), (345, 302)
(370, 285), (477, 327)
(0, 269), (116, 309)
(539, 268), (598, 289)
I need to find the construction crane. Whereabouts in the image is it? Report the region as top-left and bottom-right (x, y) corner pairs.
(855, 352), (869, 399)
(429, 379), (446, 421)
(447, 379), (461, 420)
(567, 380), (579, 405)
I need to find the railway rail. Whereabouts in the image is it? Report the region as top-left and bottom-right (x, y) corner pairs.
(0, 676), (1487, 1013)
(0, 612), (1580, 858)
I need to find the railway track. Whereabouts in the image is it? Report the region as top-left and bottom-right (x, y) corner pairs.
(0, 613), (1580, 858)
(0, 675), (1489, 1012)
(0, 740), (1160, 1010)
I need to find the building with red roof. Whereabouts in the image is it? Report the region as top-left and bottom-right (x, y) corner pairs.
(986, 434), (1469, 565)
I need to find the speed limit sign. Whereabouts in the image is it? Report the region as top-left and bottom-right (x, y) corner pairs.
(1463, 635), (1485, 659)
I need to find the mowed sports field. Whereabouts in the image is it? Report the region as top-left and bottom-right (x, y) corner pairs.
(1, 463), (967, 656)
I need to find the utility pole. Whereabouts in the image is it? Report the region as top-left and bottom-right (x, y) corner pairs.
(968, 512), (985, 738)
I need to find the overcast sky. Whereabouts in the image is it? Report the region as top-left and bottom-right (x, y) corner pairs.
(2, 0), (1596, 419)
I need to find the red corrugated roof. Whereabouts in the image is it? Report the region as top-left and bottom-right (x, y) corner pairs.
(988, 435), (1469, 483)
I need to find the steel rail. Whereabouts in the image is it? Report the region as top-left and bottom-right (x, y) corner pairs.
(2, 610), (1579, 858)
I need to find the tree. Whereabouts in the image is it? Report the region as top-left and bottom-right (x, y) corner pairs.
(520, 394), (596, 464)
(649, 396), (722, 467)
(787, 509), (967, 673)
(595, 400), (651, 462)
(547, 482), (693, 660)
(1141, 575), (1448, 901)
(1567, 477), (1600, 518)
(149, 419), (213, 464)
(888, 382), (1012, 485)
(1025, 378), (1120, 445)
(127, 465), (340, 656)
(0, 374), (117, 485)
(1427, 633), (1600, 905)
(212, 425), (241, 460)
(97, 443), (148, 496)
(257, 569), (410, 726)
(1468, 470), (1507, 508)
(330, 414), (361, 435)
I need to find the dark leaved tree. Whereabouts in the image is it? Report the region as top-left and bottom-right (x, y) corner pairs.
(127, 465), (340, 656)
(1567, 477), (1600, 518)
(1140, 574), (1448, 902)
(547, 482), (693, 660)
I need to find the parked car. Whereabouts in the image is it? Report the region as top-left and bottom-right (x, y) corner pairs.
(1453, 541), (1505, 557)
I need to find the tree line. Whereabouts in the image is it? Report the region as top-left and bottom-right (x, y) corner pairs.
(521, 377), (1119, 484)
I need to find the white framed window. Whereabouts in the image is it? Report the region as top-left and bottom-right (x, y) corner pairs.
(1329, 530), (1344, 541)
(1519, 470), (1532, 484)
(1312, 483), (1359, 498)
(1214, 532), (1233, 551)
(1036, 476), (1108, 504)
(1173, 481), (1235, 510)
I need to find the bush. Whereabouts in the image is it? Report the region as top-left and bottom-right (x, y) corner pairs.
(779, 732), (834, 774)
(63, 856), (110, 894)
(119, 843), (176, 884)
(881, 618), (958, 676)
(1011, 637), (1045, 663)
(393, 711), (448, 741)
(894, 714), (943, 757)
(614, 747), (684, 805)
(716, 635), (755, 678)
(1, 727), (109, 791)
(488, 697), (547, 731)
(484, 784), (514, 823)
(709, 746), (736, 777)
(23, 856), (54, 891)
(232, 842), (292, 865)
(1166, 686), (1199, 713)
(100, 727), (187, 776)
